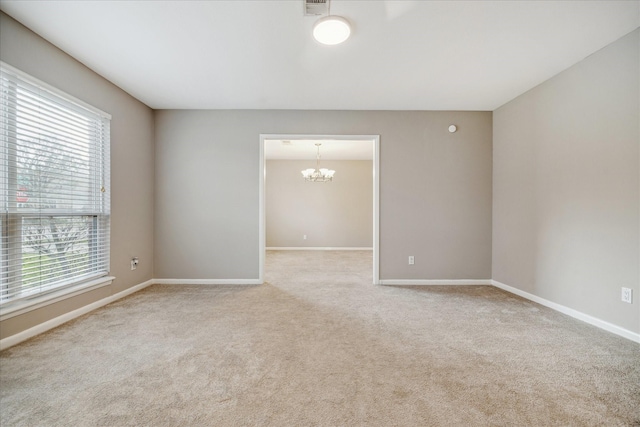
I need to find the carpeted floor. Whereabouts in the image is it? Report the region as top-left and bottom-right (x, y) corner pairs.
(1, 250), (639, 426)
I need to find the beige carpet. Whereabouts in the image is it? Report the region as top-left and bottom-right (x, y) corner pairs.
(1, 250), (639, 426)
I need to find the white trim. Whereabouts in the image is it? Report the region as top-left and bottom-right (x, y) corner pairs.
(0, 276), (115, 321)
(4, 277), (637, 350)
(0, 279), (154, 351)
(258, 137), (265, 284)
(154, 279), (262, 285)
(259, 134), (380, 286)
(380, 279), (493, 286)
(372, 135), (380, 285)
(261, 134), (381, 143)
(492, 280), (640, 344)
(266, 247), (373, 251)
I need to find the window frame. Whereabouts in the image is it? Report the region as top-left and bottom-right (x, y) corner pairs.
(0, 62), (113, 320)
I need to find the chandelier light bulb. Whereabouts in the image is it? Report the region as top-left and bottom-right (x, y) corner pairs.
(313, 16), (351, 45)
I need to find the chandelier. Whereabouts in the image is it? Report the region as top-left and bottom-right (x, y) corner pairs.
(301, 143), (335, 182)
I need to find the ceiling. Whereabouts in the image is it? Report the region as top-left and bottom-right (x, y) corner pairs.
(265, 139), (373, 160)
(0, 1), (638, 111)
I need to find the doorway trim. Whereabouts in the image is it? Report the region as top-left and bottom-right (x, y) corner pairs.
(259, 134), (380, 285)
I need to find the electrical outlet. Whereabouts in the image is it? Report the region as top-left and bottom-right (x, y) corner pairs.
(408, 256), (415, 265)
(621, 287), (632, 304)
(303, 234), (307, 240)
(131, 257), (139, 271)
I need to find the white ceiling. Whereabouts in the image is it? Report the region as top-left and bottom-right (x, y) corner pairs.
(0, 1), (638, 111)
(265, 139), (373, 160)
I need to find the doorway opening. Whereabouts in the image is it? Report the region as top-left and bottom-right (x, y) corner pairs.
(259, 134), (380, 284)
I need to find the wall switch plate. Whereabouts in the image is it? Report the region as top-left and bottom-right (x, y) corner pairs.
(408, 256), (415, 265)
(621, 287), (632, 304)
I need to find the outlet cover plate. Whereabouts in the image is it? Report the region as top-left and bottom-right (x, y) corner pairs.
(621, 287), (632, 304)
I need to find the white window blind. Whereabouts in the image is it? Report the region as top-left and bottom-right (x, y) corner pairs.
(0, 62), (111, 308)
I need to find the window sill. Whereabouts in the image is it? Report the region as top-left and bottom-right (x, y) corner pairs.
(0, 276), (115, 321)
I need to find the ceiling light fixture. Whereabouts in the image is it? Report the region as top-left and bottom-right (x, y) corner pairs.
(312, 1), (351, 45)
(301, 143), (335, 182)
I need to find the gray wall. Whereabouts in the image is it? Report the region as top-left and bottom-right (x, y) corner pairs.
(493, 29), (639, 333)
(0, 13), (155, 339)
(266, 159), (373, 248)
(154, 110), (493, 280)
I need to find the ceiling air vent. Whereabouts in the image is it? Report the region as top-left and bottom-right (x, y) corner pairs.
(305, 0), (328, 16)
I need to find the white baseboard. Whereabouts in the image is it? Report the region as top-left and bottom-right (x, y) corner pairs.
(5, 276), (636, 350)
(380, 279), (492, 286)
(266, 247), (373, 251)
(154, 279), (262, 285)
(492, 280), (640, 344)
(0, 279), (154, 351)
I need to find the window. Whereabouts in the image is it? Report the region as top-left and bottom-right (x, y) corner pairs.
(0, 62), (111, 314)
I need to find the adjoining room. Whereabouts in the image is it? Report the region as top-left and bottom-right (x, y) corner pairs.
(263, 137), (377, 283)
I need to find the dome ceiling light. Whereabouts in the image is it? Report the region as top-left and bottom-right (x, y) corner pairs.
(313, 15), (351, 45)
(311, 0), (351, 45)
